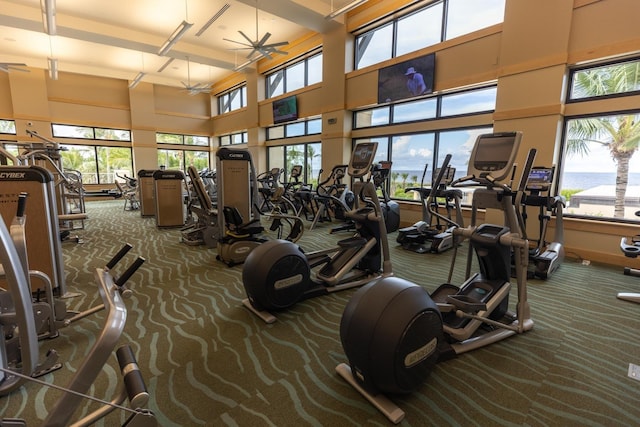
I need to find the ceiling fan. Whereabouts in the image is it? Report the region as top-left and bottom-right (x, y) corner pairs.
(223, 5), (288, 60)
(181, 58), (211, 95)
(0, 62), (29, 73)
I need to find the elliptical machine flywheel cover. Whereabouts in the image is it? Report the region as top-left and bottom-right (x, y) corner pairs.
(242, 239), (311, 311)
(340, 276), (443, 395)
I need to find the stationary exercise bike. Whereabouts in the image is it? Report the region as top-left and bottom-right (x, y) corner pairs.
(241, 142), (393, 323)
(336, 132), (535, 424)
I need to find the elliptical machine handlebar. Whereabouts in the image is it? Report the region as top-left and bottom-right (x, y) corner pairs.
(425, 154), (459, 229)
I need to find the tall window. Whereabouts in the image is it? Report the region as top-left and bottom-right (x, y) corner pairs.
(267, 117), (321, 140)
(267, 143), (322, 185)
(156, 132), (210, 171)
(59, 144), (133, 184)
(356, 127), (491, 202)
(265, 51), (323, 98)
(354, 85), (496, 128)
(559, 58), (640, 222)
(53, 124), (131, 141)
(218, 84), (247, 114)
(355, 0), (505, 69)
(50, 124), (133, 184)
(219, 131), (248, 146)
(157, 133), (209, 146)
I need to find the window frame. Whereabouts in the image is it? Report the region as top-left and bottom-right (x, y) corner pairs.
(265, 50), (323, 99)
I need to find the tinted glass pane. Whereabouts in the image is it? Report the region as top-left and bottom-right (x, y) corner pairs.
(219, 94), (229, 114)
(285, 144), (305, 174)
(267, 70), (284, 98)
(440, 87), (496, 116)
(390, 133), (435, 199)
(286, 122), (305, 137)
(231, 133), (244, 144)
(308, 54), (323, 85)
(393, 98), (437, 123)
(157, 149), (183, 170)
(356, 23), (393, 69)
(185, 135), (209, 146)
(570, 60), (640, 100)
(396, 3), (443, 56)
(561, 114), (640, 220)
(157, 133), (183, 144)
(220, 135), (230, 146)
(306, 142), (322, 183)
(0, 120), (16, 134)
(185, 150), (210, 171)
(307, 118), (322, 134)
(97, 146), (133, 184)
(267, 126), (285, 140)
(52, 124), (93, 138)
(60, 144), (98, 183)
(229, 88), (242, 110)
(268, 146), (285, 174)
(446, 0), (505, 40)
(355, 107), (391, 128)
(285, 61), (305, 92)
(95, 128), (131, 141)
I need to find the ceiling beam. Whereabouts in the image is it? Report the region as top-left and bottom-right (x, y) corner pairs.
(235, 0), (342, 34)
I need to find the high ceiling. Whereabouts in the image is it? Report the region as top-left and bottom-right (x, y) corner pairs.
(0, 0), (357, 91)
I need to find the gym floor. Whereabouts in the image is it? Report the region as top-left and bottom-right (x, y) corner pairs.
(3, 199), (640, 426)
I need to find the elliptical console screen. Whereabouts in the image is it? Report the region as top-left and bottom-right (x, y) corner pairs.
(527, 167), (554, 190)
(468, 132), (522, 181)
(349, 142), (378, 178)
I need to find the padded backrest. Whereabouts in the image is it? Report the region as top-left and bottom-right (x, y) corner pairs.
(188, 166), (214, 212)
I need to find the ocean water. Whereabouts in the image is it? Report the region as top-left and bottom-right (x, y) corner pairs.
(391, 171), (640, 191)
(561, 172), (640, 190)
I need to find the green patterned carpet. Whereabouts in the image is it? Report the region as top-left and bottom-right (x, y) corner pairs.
(2, 199), (640, 426)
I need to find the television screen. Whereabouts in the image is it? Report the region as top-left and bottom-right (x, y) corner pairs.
(272, 95), (298, 124)
(377, 53), (435, 104)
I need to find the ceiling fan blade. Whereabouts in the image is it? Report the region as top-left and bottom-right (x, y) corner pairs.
(263, 41), (288, 48)
(246, 49), (260, 59)
(257, 32), (272, 46)
(238, 31), (255, 45)
(223, 38), (252, 47)
(1, 62), (27, 66)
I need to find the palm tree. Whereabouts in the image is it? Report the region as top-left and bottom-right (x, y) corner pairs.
(566, 61), (640, 218)
(400, 172), (409, 189)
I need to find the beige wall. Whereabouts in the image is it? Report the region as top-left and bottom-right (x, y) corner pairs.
(2, 0), (640, 267)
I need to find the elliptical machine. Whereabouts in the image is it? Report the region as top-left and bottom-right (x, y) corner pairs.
(309, 164), (355, 230)
(396, 162), (463, 253)
(518, 166), (565, 279)
(242, 142), (392, 323)
(336, 132), (535, 424)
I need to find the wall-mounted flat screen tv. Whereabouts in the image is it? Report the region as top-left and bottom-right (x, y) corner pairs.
(377, 52), (435, 104)
(272, 95), (298, 124)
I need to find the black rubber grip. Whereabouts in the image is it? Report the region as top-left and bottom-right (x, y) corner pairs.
(116, 345), (149, 408)
(16, 192), (28, 218)
(106, 243), (133, 270)
(115, 256), (145, 287)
